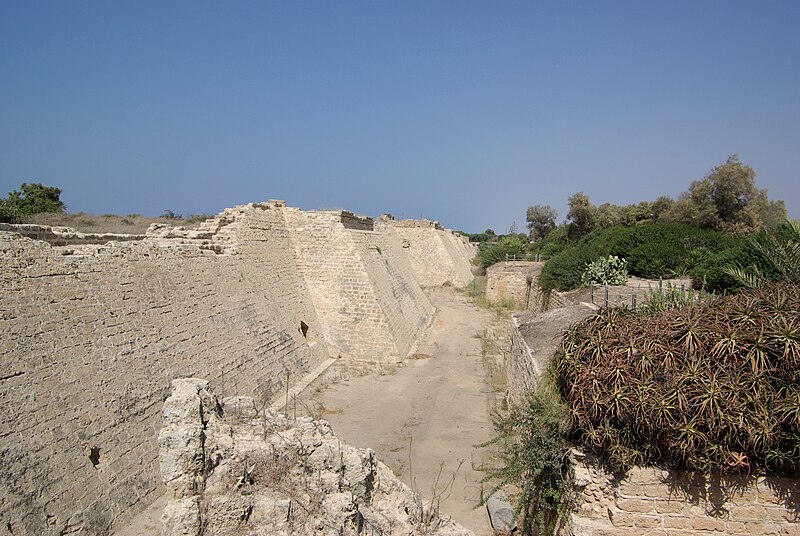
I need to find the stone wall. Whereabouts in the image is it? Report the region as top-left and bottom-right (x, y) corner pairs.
(0, 202), (472, 534)
(0, 203), (330, 535)
(506, 305), (594, 405)
(570, 452), (800, 535)
(392, 221), (475, 287)
(284, 210), (434, 360)
(485, 261), (540, 309)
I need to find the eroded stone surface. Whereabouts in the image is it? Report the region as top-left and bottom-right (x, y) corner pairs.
(159, 378), (473, 536)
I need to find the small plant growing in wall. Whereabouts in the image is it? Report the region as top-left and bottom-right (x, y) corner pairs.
(581, 255), (628, 286)
(480, 370), (575, 535)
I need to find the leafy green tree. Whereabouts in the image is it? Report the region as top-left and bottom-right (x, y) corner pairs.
(1, 182), (65, 217)
(526, 204), (558, 241)
(666, 155), (786, 234)
(566, 192), (595, 239)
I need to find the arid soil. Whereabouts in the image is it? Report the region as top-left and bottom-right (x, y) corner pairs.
(304, 287), (499, 534)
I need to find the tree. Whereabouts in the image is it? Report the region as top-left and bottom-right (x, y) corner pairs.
(526, 205), (558, 241)
(1, 182), (65, 217)
(566, 192), (595, 239)
(673, 155), (786, 234)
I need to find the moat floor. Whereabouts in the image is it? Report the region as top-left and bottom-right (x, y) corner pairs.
(115, 286), (497, 535)
(311, 286), (496, 535)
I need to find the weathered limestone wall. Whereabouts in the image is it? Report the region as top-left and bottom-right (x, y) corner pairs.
(1, 202), (473, 534)
(0, 203), (330, 535)
(284, 210), (433, 360)
(570, 453), (800, 535)
(486, 261), (540, 308)
(506, 306), (594, 405)
(392, 220), (475, 287)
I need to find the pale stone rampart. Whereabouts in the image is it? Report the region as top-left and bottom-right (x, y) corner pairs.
(285, 209), (433, 360)
(393, 221), (474, 287)
(0, 203), (330, 534)
(0, 202), (472, 534)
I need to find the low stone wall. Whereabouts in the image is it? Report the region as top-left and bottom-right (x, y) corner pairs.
(0, 222), (145, 245)
(570, 451), (800, 535)
(506, 306), (594, 405)
(486, 261), (540, 309)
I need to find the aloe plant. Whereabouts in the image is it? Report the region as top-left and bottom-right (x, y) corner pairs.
(723, 220), (800, 288)
(555, 283), (800, 475)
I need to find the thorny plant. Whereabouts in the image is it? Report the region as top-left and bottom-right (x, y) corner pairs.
(555, 282), (800, 476)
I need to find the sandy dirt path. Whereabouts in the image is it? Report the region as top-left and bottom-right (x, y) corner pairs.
(312, 287), (497, 534)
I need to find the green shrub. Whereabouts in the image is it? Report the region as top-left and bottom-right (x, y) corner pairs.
(540, 223), (738, 291)
(481, 370), (575, 534)
(0, 200), (21, 223)
(555, 283), (800, 475)
(723, 220), (800, 288)
(581, 255), (628, 286)
(478, 235), (527, 268)
(538, 245), (598, 291)
(1, 182), (65, 216)
(530, 225), (571, 258)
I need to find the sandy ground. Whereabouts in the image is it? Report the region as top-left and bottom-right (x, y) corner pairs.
(115, 286), (500, 535)
(306, 287), (498, 534)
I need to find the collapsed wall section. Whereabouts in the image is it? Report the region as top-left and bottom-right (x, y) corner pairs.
(284, 210), (433, 360)
(0, 203), (328, 535)
(392, 220), (475, 287)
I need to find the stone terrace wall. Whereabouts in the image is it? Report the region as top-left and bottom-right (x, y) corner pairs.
(285, 210), (433, 360)
(506, 305), (594, 405)
(486, 261), (540, 309)
(0, 203), (329, 535)
(570, 453), (800, 535)
(392, 221), (475, 287)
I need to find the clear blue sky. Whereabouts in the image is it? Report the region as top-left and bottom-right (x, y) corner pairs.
(1, 1), (798, 232)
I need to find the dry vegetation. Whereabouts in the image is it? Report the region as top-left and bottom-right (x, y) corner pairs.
(22, 212), (213, 234)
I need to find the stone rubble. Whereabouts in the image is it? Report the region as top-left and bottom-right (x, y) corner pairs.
(160, 378), (474, 536)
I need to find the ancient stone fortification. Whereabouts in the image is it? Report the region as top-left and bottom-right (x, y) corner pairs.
(485, 260), (576, 313)
(570, 453), (800, 535)
(392, 219), (476, 287)
(508, 299), (800, 535)
(0, 202), (474, 535)
(159, 378), (472, 536)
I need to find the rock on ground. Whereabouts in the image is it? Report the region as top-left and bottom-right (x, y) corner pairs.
(159, 378), (473, 536)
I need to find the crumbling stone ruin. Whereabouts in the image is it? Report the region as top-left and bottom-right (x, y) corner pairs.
(0, 201), (476, 534)
(159, 378), (472, 536)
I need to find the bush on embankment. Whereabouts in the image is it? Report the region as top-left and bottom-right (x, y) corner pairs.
(538, 223), (753, 292)
(554, 282), (800, 475)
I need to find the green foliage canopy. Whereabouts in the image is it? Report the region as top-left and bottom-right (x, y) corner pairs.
(0, 182), (65, 222)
